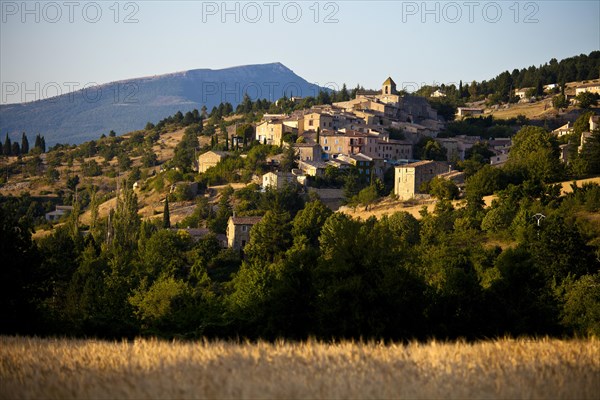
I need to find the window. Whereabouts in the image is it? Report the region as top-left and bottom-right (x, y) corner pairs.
(324, 138), (328, 144)
(242, 225), (247, 232)
(309, 120), (314, 126)
(324, 146), (330, 151)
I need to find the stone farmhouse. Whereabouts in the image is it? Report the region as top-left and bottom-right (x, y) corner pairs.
(226, 216), (263, 250)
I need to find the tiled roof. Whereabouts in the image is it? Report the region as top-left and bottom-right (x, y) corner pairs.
(231, 216), (263, 225)
(399, 160), (437, 168)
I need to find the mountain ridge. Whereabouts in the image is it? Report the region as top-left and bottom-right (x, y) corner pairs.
(0, 62), (324, 146)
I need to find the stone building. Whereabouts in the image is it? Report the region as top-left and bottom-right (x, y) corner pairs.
(394, 160), (450, 200)
(226, 216), (263, 250)
(198, 151), (229, 173)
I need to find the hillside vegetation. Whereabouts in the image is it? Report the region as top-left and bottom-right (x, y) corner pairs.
(2, 336), (598, 400)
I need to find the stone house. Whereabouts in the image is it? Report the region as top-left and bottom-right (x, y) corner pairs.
(298, 160), (328, 177)
(394, 160), (450, 200)
(304, 112), (334, 132)
(226, 216), (263, 250)
(256, 119), (296, 146)
(262, 171), (303, 190)
(293, 143), (322, 162)
(198, 151), (229, 173)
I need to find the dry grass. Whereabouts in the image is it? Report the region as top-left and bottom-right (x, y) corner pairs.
(341, 177), (600, 222)
(1, 337), (598, 399)
(486, 100), (557, 120)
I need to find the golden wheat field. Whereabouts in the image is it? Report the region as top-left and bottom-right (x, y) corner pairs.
(1, 336), (599, 399)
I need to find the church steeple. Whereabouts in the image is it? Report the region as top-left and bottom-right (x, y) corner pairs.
(382, 77), (397, 95)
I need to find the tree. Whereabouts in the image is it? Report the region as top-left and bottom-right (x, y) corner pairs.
(280, 145), (297, 172)
(129, 275), (191, 331)
(579, 129), (600, 174)
(163, 197), (171, 229)
(428, 176), (459, 200)
(111, 185), (141, 257)
(415, 137), (447, 161)
(244, 209), (292, 263)
(529, 214), (598, 284)
(66, 175), (80, 192)
(236, 124), (254, 149)
(3, 134), (11, 156)
(82, 160), (102, 177)
(506, 126), (563, 182)
(141, 150), (158, 167)
(339, 83), (350, 101)
(357, 185), (378, 210)
(381, 211), (420, 246)
(573, 111), (595, 136)
(487, 246), (560, 336)
(0, 203), (40, 334)
(172, 126), (199, 171)
(552, 94), (569, 111)
(117, 152), (132, 171)
(576, 92), (598, 109)
(561, 273), (600, 336)
(208, 186), (233, 234)
(11, 142), (20, 156)
(291, 199), (332, 247)
(20, 132), (29, 154)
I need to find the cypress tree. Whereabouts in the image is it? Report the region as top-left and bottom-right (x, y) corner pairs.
(3, 134), (11, 156)
(11, 142), (20, 156)
(163, 197), (171, 229)
(21, 132), (29, 154)
(34, 134), (41, 152)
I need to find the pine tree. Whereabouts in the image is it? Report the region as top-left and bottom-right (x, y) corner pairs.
(21, 132), (29, 154)
(40, 136), (46, 152)
(163, 197), (171, 229)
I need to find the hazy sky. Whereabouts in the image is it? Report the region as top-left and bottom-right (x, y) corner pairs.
(1, 0), (599, 104)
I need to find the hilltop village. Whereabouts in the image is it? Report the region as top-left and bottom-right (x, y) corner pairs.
(1, 64), (600, 342)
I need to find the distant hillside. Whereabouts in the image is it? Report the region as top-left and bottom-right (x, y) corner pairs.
(0, 63), (326, 146)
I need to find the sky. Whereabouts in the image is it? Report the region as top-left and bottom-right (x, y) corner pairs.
(1, 0), (599, 104)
